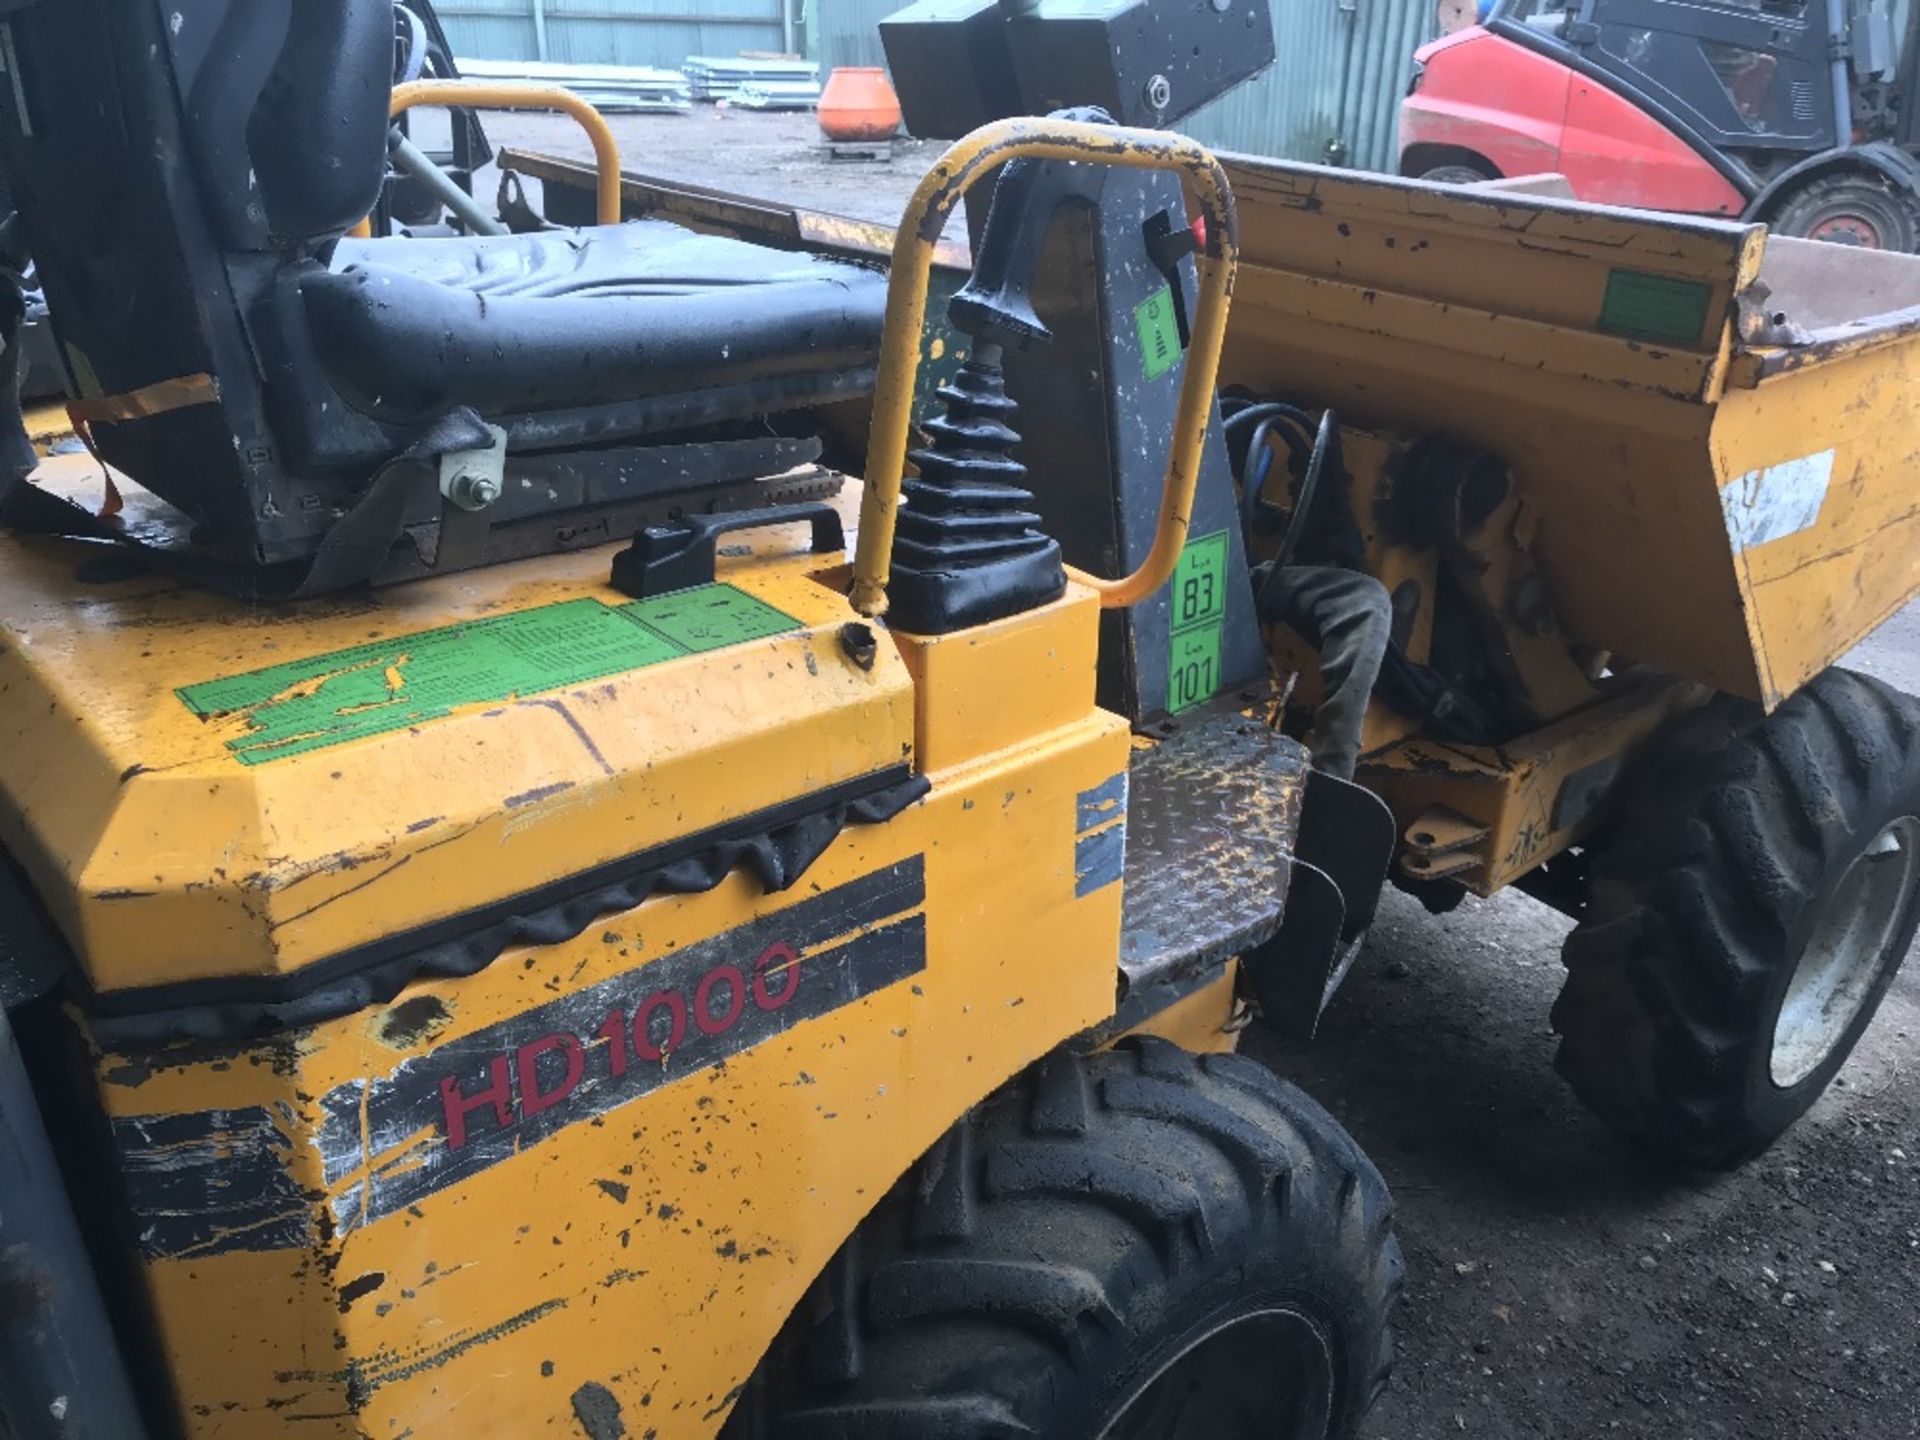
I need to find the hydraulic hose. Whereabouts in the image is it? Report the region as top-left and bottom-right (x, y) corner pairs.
(1256, 565), (1392, 780)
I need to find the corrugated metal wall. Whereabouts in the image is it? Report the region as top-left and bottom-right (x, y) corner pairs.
(811, 0), (891, 70)
(812, 0), (1437, 172)
(437, 0), (787, 68)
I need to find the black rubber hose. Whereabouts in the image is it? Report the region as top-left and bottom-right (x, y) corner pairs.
(1256, 565), (1392, 780)
(1231, 409), (1310, 534)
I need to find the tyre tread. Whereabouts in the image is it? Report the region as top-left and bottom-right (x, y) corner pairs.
(1553, 668), (1920, 1167)
(748, 1041), (1401, 1438)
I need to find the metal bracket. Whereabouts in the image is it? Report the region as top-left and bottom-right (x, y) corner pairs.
(439, 422), (508, 512)
(1399, 804), (1490, 883)
(1244, 767), (1396, 1039)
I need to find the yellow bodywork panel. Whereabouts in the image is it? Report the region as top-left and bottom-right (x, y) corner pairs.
(1219, 156), (1920, 710)
(1109, 961), (1242, 1055)
(1714, 326), (1920, 704)
(0, 464), (1135, 1436)
(24, 399), (70, 455)
(0, 465), (915, 992)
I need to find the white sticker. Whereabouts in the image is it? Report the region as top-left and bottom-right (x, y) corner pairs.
(1721, 450), (1834, 555)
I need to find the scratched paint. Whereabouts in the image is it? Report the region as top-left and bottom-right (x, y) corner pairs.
(112, 1106), (311, 1258)
(315, 859), (928, 1237)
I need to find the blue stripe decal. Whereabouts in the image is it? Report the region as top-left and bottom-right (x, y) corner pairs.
(1076, 773), (1129, 834)
(1075, 824), (1127, 897)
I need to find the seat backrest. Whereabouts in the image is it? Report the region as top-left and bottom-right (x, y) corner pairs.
(0, 0), (396, 566)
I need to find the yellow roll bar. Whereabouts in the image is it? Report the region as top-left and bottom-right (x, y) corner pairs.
(849, 116), (1239, 619)
(350, 80), (624, 236)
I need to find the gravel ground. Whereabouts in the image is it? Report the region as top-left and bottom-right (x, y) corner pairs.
(486, 107), (1919, 1439)
(1266, 608), (1920, 1440)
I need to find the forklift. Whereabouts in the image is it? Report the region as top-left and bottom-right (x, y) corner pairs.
(0, 1), (1405, 1437)
(1403, 0), (1920, 247)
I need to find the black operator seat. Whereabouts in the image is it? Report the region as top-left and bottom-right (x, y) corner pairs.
(314, 225), (884, 422)
(0, 0), (886, 589)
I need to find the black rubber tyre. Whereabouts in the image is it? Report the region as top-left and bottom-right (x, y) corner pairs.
(1553, 668), (1920, 1169)
(1769, 171), (1920, 250)
(1418, 162), (1495, 186)
(735, 1037), (1402, 1439)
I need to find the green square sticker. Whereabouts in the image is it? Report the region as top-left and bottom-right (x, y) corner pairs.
(1597, 268), (1715, 347)
(1167, 625), (1223, 715)
(1170, 530), (1228, 632)
(1166, 528), (1229, 715)
(177, 585), (802, 765)
(621, 586), (800, 652)
(1135, 285), (1182, 381)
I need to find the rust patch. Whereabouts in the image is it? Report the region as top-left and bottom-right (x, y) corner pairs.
(281, 1297), (568, 1397)
(571, 1381), (628, 1439)
(506, 780), (577, 810)
(375, 996), (453, 1050)
(337, 1271), (386, 1312)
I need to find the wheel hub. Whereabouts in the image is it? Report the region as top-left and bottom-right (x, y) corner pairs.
(1099, 1306), (1335, 1439)
(1808, 213), (1883, 248)
(1770, 816), (1920, 1088)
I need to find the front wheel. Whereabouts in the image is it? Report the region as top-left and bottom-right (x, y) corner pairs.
(1769, 171), (1920, 250)
(1417, 163), (1494, 187)
(733, 1038), (1403, 1438)
(1553, 668), (1920, 1168)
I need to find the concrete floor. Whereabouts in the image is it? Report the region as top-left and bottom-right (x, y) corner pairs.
(488, 106), (1919, 1438)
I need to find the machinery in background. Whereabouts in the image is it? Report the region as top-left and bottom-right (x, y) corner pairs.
(1403, 0), (1920, 248)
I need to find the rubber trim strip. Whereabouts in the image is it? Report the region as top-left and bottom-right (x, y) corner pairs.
(86, 765), (929, 1047)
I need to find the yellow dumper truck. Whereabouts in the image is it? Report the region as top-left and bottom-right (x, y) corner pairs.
(2, 0), (1919, 1436)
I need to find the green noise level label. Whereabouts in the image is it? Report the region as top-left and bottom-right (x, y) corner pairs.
(1135, 285), (1183, 381)
(1167, 530), (1228, 715)
(177, 585), (801, 765)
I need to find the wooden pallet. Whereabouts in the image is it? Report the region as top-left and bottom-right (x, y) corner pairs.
(821, 139), (894, 161)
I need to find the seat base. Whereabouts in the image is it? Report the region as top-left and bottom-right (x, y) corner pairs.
(309, 221), (888, 423)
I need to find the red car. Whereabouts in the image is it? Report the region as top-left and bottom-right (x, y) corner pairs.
(1401, 0), (1920, 249)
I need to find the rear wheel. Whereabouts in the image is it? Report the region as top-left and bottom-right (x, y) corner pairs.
(1769, 171), (1920, 250)
(733, 1038), (1402, 1438)
(1553, 668), (1920, 1168)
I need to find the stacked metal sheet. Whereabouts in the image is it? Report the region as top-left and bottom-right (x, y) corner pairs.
(731, 81), (825, 112)
(456, 58), (691, 113)
(683, 56), (821, 105)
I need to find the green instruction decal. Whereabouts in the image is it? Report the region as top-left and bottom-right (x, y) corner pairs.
(177, 585), (801, 766)
(1135, 285), (1183, 381)
(1597, 268), (1714, 347)
(1167, 530), (1228, 714)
